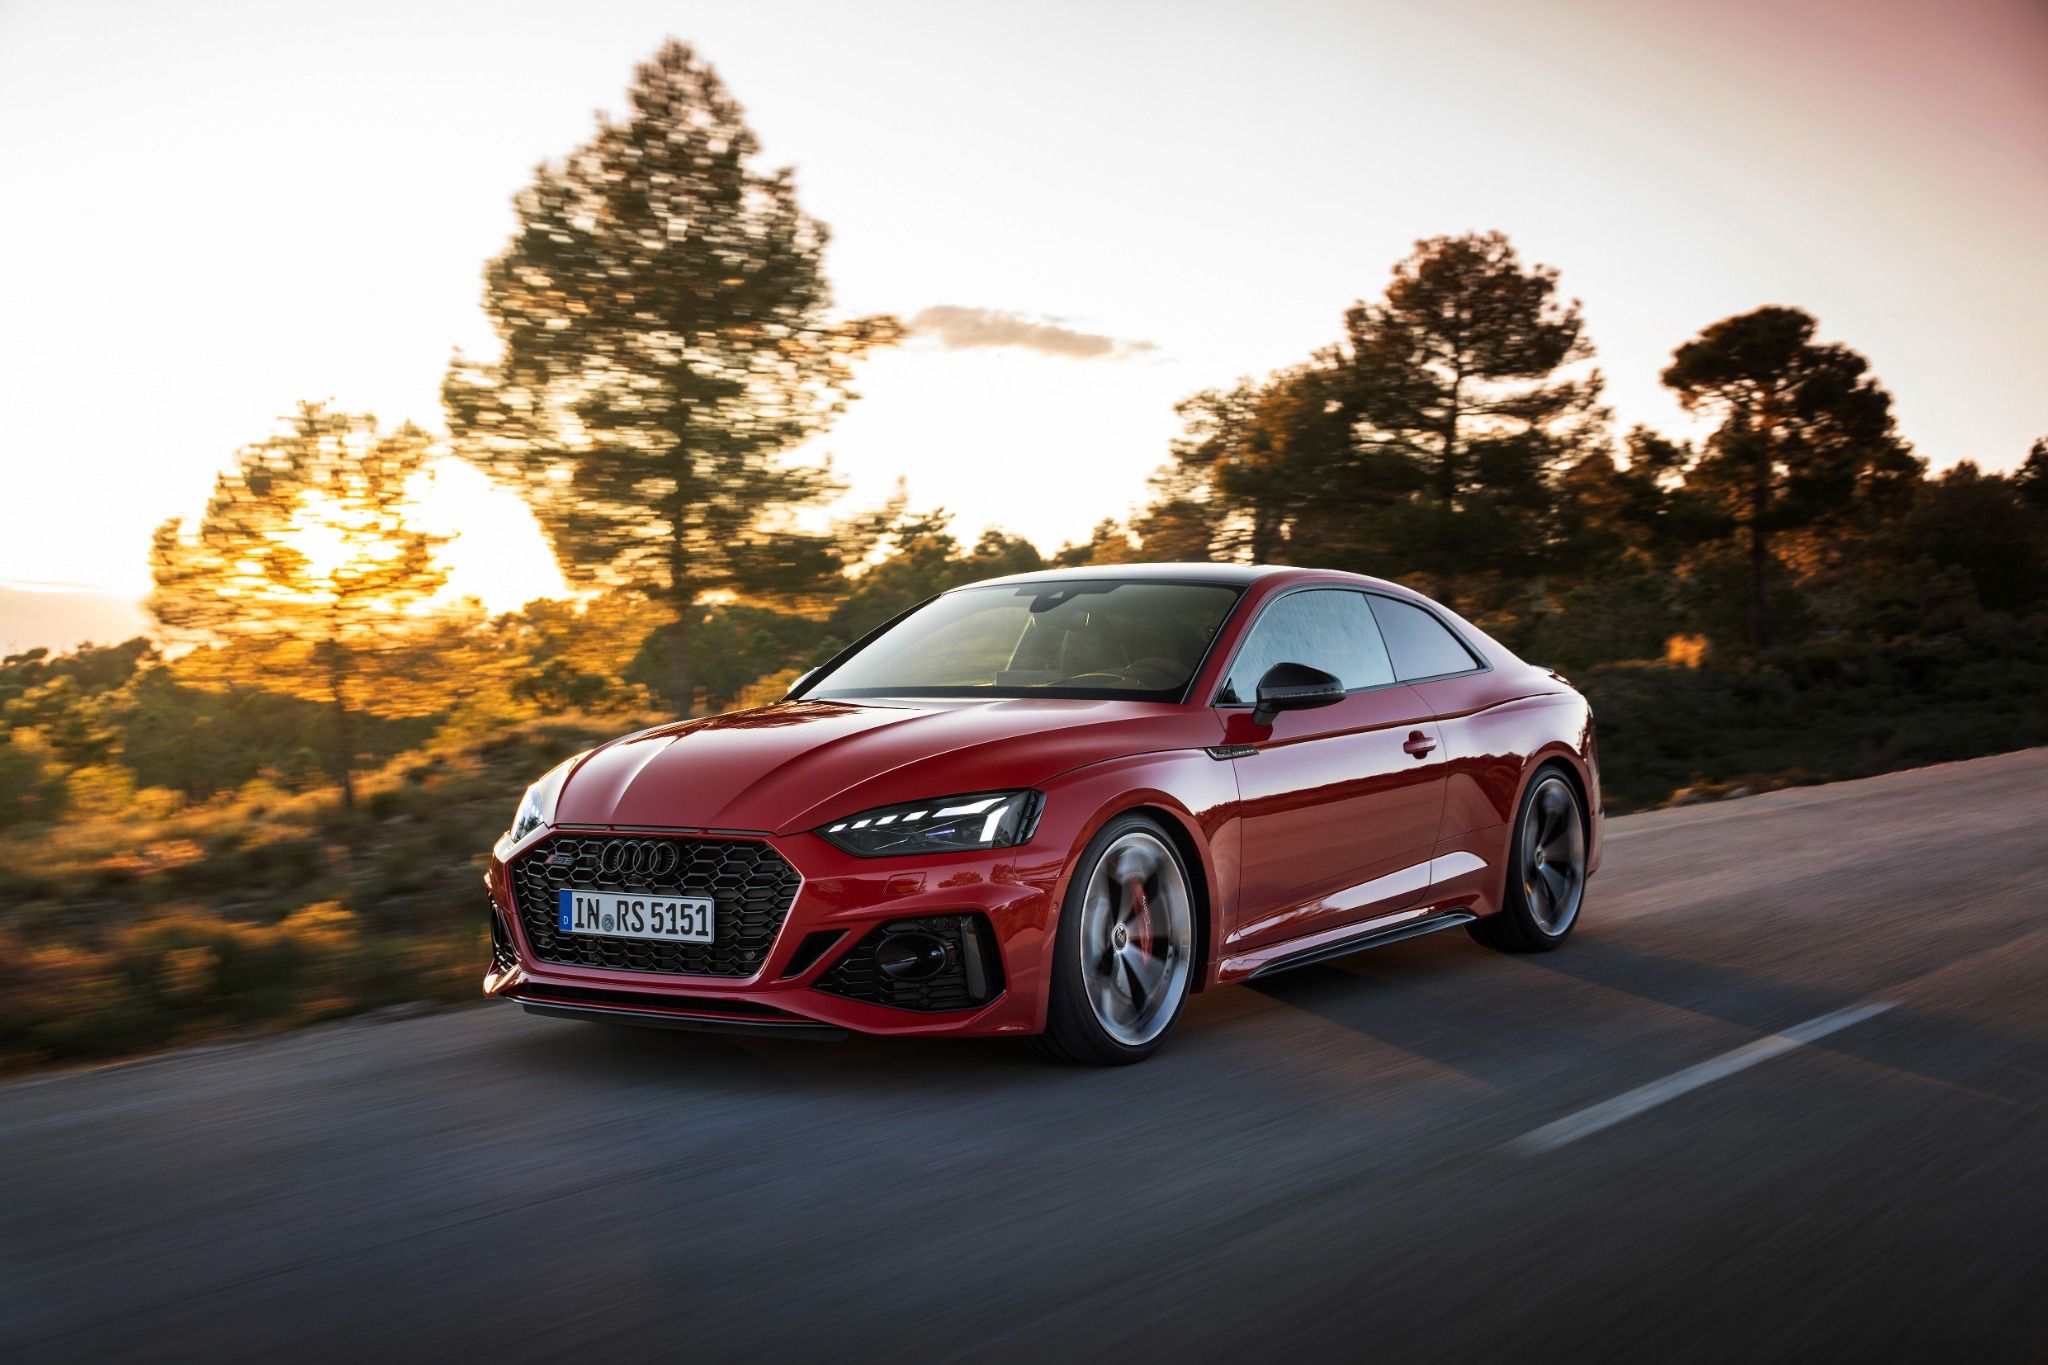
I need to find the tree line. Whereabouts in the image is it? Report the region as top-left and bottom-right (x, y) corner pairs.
(1115, 232), (2044, 662)
(10, 37), (2048, 823)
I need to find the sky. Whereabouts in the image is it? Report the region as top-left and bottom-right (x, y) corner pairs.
(1, 0), (2043, 614)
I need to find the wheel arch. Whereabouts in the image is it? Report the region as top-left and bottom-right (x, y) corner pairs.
(1527, 748), (1589, 814)
(1510, 746), (1600, 888)
(1048, 783), (1223, 997)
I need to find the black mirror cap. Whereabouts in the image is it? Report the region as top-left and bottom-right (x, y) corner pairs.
(1251, 662), (1346, 725)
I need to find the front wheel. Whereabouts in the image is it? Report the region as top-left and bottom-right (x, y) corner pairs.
(1036, 814), (1196, 1065)
(1468, 765), (1587, 954)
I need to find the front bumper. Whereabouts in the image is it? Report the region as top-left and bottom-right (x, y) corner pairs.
(483, 822), (1070, 1037)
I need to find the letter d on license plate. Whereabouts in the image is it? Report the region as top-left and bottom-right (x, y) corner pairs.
(557, 888), (716, 943)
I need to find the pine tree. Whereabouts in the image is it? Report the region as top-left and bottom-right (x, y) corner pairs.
(1662, 306), (1920, 649)
(1341, 231), (1605, 604)
(445, 41), (900, 712)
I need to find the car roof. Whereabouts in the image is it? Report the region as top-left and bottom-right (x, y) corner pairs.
(955, 562), (1414, 595)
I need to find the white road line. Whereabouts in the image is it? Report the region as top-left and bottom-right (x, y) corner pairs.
(1511, 1000), (1900, 1154)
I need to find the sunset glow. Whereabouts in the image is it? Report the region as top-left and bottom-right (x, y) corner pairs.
(406, 460), (568, 615)
(1, 0), (2043, 613)
(217, 455), (563, 617)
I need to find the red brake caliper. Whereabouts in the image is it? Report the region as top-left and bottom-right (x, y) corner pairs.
(1125, 879), (1152, 958)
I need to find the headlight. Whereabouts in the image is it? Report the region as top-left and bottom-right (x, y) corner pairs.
(817, 791), (1043, 858)
(497, 758), (575, 854)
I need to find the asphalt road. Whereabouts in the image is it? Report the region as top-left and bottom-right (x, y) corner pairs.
(5, 750), (2046, 1363)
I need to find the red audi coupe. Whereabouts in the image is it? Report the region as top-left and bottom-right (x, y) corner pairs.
(484, 564), (1600, 1063)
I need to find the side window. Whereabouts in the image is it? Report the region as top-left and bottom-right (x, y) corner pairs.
(1219, 590), (1394, 702)
(1368, 596), (1481, 680)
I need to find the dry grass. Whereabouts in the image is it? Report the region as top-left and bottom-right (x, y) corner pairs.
(0, 713), (650, 1072)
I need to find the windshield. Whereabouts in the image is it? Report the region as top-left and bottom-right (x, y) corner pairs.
(806, 580), (1244, 702)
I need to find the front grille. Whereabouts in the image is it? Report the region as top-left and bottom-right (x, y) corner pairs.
(815, 914), (1003, 1012)
(509, 834), (801, 978)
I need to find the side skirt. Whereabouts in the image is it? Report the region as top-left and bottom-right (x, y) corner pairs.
(1244, 910), (1477, 981)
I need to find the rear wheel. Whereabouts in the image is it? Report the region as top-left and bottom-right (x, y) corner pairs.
(1036, 814), (1195, 1065)
(1468, 766), (1586, 954)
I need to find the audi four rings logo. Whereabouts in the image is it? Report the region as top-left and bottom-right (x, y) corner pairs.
(596, 839), (680, 879)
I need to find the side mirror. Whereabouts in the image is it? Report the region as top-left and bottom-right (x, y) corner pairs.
(1252, 662), (1345, 726)
(783, 667), (818, 701)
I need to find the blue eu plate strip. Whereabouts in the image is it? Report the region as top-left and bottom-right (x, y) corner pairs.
(557, 889), (573, 932)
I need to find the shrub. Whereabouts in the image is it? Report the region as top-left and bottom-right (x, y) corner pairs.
(0, 735), (67, 827)
(1586, 616), (2048, 810)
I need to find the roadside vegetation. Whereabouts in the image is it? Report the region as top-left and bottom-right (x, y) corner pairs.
(0, 711), (631, 1066)
(5, 39), (2046, 1072)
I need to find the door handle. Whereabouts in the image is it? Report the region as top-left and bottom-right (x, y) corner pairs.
(1402, 731), (1437, 758)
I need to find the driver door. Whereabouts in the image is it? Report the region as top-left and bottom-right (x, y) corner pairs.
(1216, 589), (1448, 953)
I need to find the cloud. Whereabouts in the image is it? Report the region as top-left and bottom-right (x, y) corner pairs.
(907, 306), (1157, 360)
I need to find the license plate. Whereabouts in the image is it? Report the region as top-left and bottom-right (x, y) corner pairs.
(557, 889), (715, 944)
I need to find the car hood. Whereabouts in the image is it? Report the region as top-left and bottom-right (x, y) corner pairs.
(552, 697), (1223, 835)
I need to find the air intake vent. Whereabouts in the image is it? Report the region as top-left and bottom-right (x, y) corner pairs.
(489, 897), (519, 975)
(780, 930), (846, 980)
(814, 914), (1004, 1012)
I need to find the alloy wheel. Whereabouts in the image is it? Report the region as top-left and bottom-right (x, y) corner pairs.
(1077, 830), (1193, 1047)
(1521, 776), (1586, 935)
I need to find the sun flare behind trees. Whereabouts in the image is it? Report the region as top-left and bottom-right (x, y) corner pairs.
(148, 405), (470, 810)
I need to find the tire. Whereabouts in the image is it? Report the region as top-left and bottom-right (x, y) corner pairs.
(1035, 813), (1198, 1065)
(1468, 763), (1588, 954)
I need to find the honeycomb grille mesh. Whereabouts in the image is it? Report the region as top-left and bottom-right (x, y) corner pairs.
(509, 834), (800, 978)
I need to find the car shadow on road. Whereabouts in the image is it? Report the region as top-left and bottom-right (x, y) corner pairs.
(491, 976), (1317, 1098)
(497, 1004), (1064, 1098)
(1244, 927), (2046, 1116)
(482, 921), (2043, 1108)
(1516, 935), (1857, 1032)
(1238, 925), (1907, 1096)
(1240, 934), (1587, 1089)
